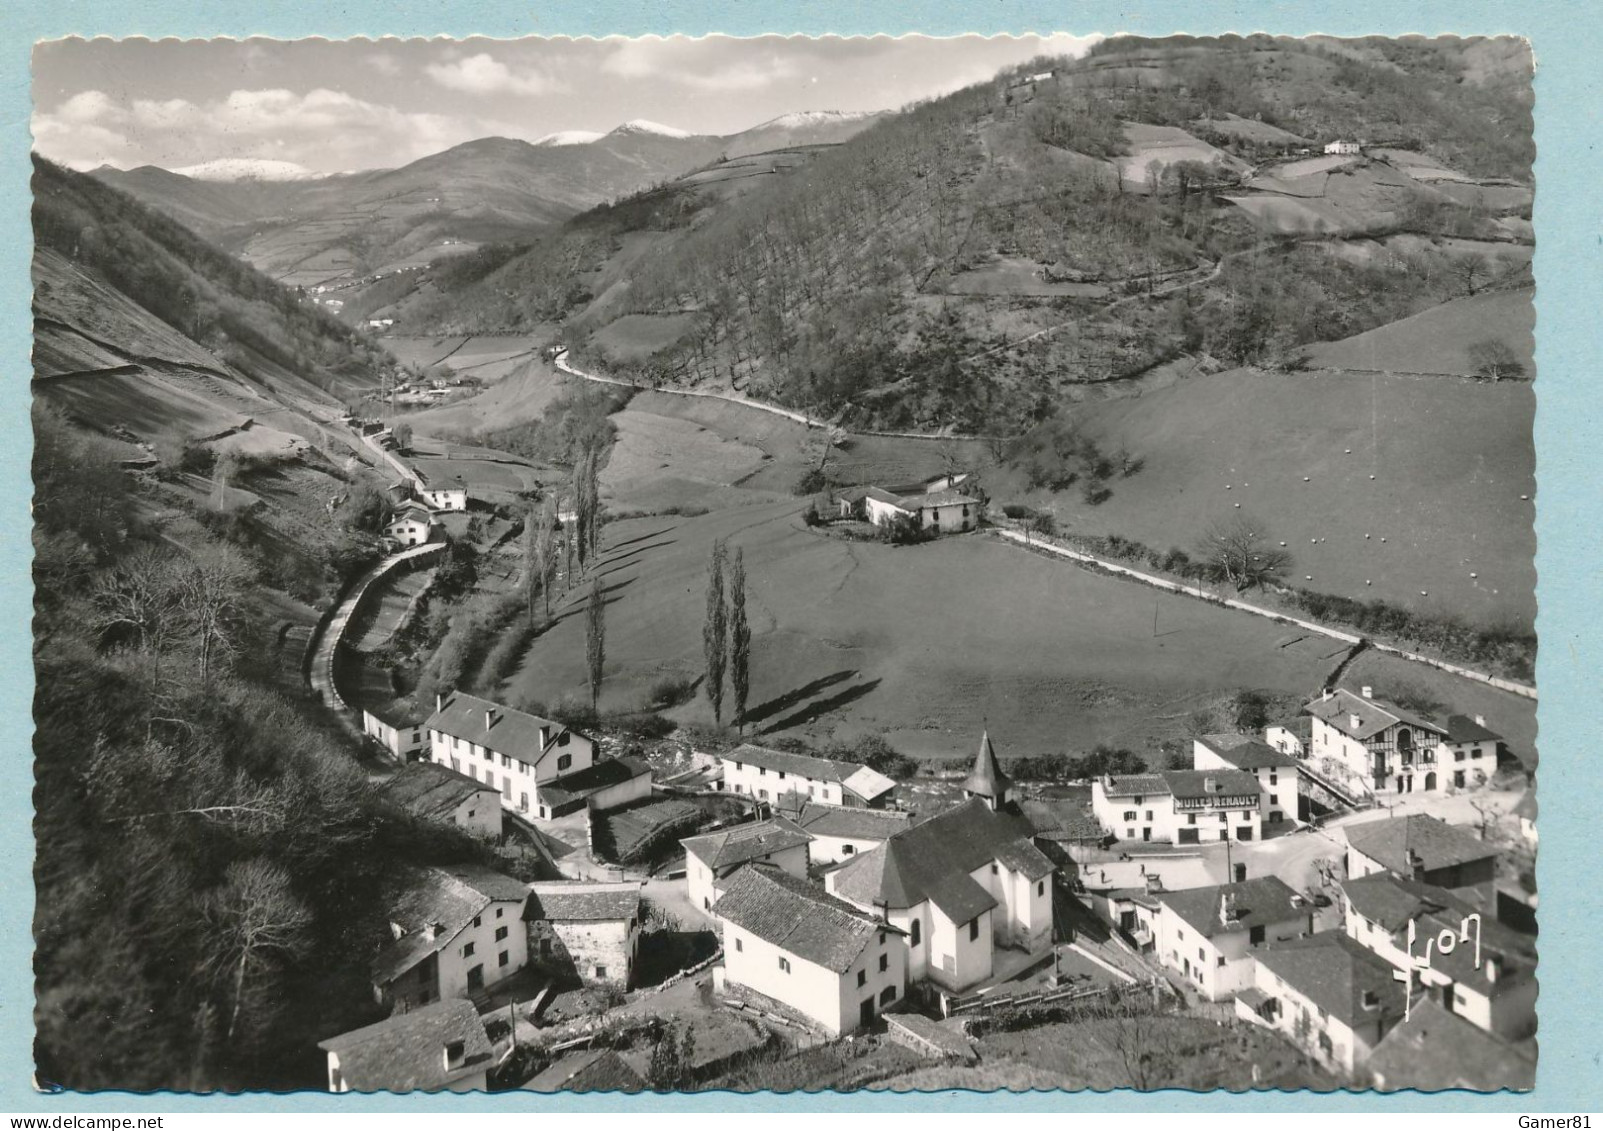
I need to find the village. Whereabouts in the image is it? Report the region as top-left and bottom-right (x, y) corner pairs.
(312, 430), (1538, 1095)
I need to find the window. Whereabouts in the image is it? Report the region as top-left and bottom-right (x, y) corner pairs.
(779, 957), (791, 974)
(1217, 956), (1226, 967)
(1037, 881), (1045, 897)
(499, 951), (509, 968)
(734, 937), (743, 952)
(1134, 796), (1144, 806)
(1198, 947), (1206, 962)
(1219, 813), (1228, 823)
(1126, 829), (1134, 839)
(595, 966), (607, 980)
(1472, 747), (1484, 759)
(495, 926), (508, 942)
(857, 970), (867, 987)
(991, 863), (998, 875)
(520, 792), (529, 811)
(557, 754), (572, 772)
(1123, 810), (1137, 821)
(843, 844), (855, 855)
(1361, 990), (1379, 1009)
(1270, 794), (1279, 805)
(880, 985), (897, 1006)
(444, 1040), (465, 1067)
(1455, 750), (1466, 762)
(1188, 814), (1197, 825)
(759, 789), (768, 801)
(879, 954), (888, 973)
(909, 919), (921, 946)
(1269, 772), (1278, 785)
(472, 916), (482, 928)
(759, 767), (767, 776)
(969, 919), (980, 942)
(778, 771), (786, 780)
(1249, 925), (1266, 946)
(1454, 770), (1466, 787)
(463, 942), (476, 957)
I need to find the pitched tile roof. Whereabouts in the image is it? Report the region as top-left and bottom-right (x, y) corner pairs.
(842, 764), (899, 803)
(1161, 768), (1263, 801)
(1020, 800), (1107, 844)
(1305, 688), (1448, 742)
(318, 999), (492, 1093)
(711, 864), (886, 973)
(1340, 874), (1535, 992)
(371, 865), (529, 985)
(425, 692), (585, 764)
(1197, 734), (1299, 770)
(1443, 714), (1503, 745)
(680, 815), (813, 871)
(829, 798), (1054, 921)
(1254, 932), (1406, 1028)
(521, 1048), (645, 1093)
(378, 763), (498, 822)
(721, 743), (860, 784)
(962, 731), (1012, 800)
(1366, 999), (1535, 1092)
(792, 803), (913, 841)
(899, 488), (981, 509)
(1156, 875), (1305, 939)
(537, 756), (652, 808)
(1343, 814), (1496, 875)
(1099, 774), (1171, 799)
(526, 881), (641, 923)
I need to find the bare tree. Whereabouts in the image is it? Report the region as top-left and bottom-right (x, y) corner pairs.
(178, 543), (251, 684)
(1455, 251), (1491, 297)
(202, 859), (312, 1044)
(92, 547), (187, 694)
(1195, 514), (1291, 591)
(1466, 338), (1524, 381)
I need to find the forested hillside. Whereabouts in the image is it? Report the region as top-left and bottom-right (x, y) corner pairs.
(402, 35), (1532, 434)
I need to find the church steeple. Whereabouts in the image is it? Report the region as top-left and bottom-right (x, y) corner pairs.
(962, 731), (1013, 810)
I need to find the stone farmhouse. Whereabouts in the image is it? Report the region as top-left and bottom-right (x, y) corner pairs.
(370, 864), (531, 1012)
(319, 998), (493, 1093)
(525, 881), (644, 989)
(1303, 686), (1501, 796)
(857, 486), (983, 535)
(713, 863), (909, 1037)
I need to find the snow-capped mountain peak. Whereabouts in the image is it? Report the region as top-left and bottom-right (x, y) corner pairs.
(534, 130), (605, 147)
(751, 110), (874, 129)
(610, 119), (693, 139)
(168, 158), (319, 182)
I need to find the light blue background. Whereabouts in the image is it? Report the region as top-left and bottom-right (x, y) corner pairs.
(0, 0), (1596, 1113)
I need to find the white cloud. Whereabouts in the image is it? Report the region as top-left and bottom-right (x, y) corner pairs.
(425, 52), (564, 96)
(365, 52), (402, 76)
(600, 36), (801, 91)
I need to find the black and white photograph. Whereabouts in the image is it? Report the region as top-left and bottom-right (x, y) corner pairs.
(29, 32), (1539, 1095)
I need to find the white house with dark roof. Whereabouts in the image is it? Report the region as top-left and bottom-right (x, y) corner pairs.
(1339, 873), (1537, 1041)
(1304, 686), (1501, 796)
(363, 704), (426, 760)
(1091, 769), (1262, 844)
(425, 692), (597, 818)
(681, 816), (813, 913)
(378, 762), (503, 839)
(525, 881), (643, 988)
(713, 864), (909, 1036)
(384, 505), (439, 548)
(1342, 813), (1498, 898)
(319, 998), (493, 1093)
(792, 803), (913, 867)
(1152, 876), (1312, 1002)
(861, 486), (983, 534)
(825, 795), (1054, 994)
(370, 864), (531, 1012)
(532, 756), (653, 820)
(1194, 733), (1300, 824)
(716, 743), (896, 808)
(1236, 931), (1407, 1076)
(1265, 717), (1312, 760)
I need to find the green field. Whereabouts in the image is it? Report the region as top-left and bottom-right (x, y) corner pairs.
(1030, 356), (1536, 629)
(503, 502), (1342, 759)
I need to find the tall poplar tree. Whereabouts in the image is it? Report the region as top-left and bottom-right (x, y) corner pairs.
(585, 575), (606, 717)
(728, 545), (751, 735)
(703, 540), (727, 725)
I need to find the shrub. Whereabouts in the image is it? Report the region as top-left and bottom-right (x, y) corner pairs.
(646, 675), (696, 711)
(1001, 504), (1035, 520)
(793, 467), (829, 496)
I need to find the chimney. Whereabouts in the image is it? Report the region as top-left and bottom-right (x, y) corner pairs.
(1407, 849), (1426, 882)
(436, 693), (443, 714)
(423, 922), (441, 942)
(485, 708), (498, 731)
(540, 725), (552, 748)
(1475, 714), (1487, 727)
(1361, 686), (1374, 699)
(1219, 892), (1239, 926)
(1350, 714), (1363, 730)
(1204, 776), (1218, 793)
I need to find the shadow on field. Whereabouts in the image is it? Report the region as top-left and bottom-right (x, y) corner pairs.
(763, 677), (883, 734)
(545, 576), (638, 627)
(595, 540), (676, 575)
(741, 669), (858, 727)
(607, 526), (678, 551)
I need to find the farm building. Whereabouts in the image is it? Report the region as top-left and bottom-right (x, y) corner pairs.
(421, 486), (469, 511)
(716, 743), (897, 808)
(681, 815), (813, 913)
(377, 762), (503, 839)
(1265, 717), (1312, 759)
(1304, 686), (1501, 796)
(1193, 734), (1300, 824)
(532, 756), (653, 819)
(1235, 931), (1407, 1077)
(425, 692), (597, 819)
(1342, 813), (1498, 898)
(1324, 139), (1362, 155)
(825, 797), (1054, 995)
(713, 863), (909, 1037)
(1151, 876), (1311, 1002)
(791, 803), (913, 867)
(363, 705), (426, 760)
(319, 998), (492, 1093)
(384, 505), (439, 548)
(370, 864), (531, 1012)
(526, 881), (644, 988)
(859, 486), (983, 535)
(521, 1049), (645, 1093)
(1339, 873), (1537, 1042)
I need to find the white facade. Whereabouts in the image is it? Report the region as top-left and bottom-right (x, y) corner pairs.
(686, 841), (810, 914)
(1092, 776), (1263, 845)
(429, 716), (596, 818)
(863, 493), (980, 534)
(381, 899), (529, 1012)
(719, 755), (844, 806)
(720, 919), (908, 1036)
(364, 710), (425, 759)
(1325, 139), (1362, 155)
(1154, 904), (1304, 1003)
(422, 487), (468, 511)
(385, 513), (436, 547)
(1193, 739), (1299, 825)
(1265, 724), (1307, 758)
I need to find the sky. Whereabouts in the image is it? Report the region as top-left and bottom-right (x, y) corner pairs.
(31, 34), (1103, 175)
